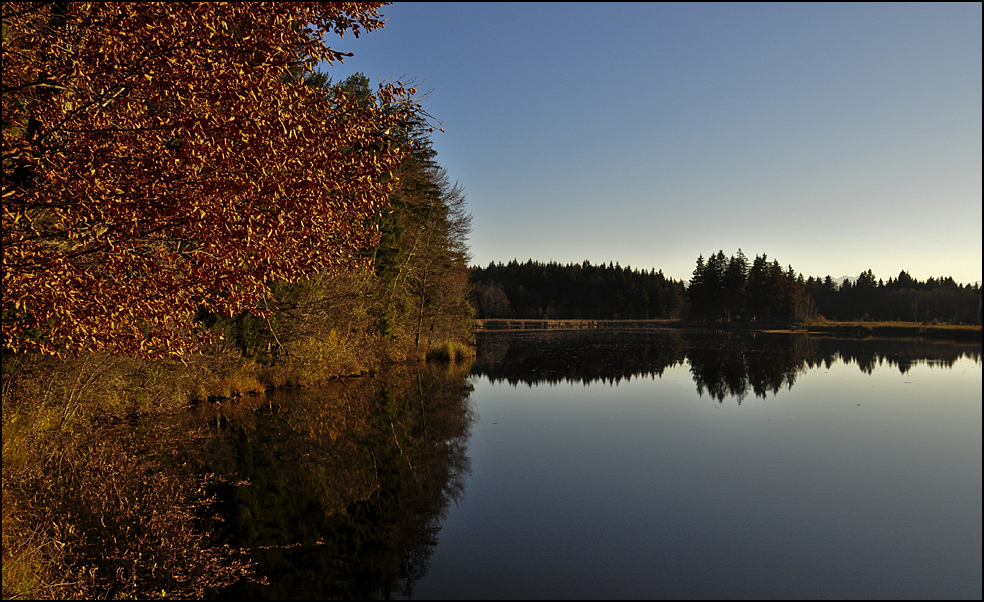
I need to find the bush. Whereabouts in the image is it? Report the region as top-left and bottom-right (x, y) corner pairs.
(426, 341), (475, 363)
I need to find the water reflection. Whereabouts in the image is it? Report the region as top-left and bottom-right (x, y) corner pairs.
(206, 363), (475, 599)
(203, 331), (980, 598)
(427, 332), (981, 599)
(474, 329), (981, 402)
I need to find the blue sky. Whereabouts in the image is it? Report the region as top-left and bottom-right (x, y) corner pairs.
(324, 3), (982, 284)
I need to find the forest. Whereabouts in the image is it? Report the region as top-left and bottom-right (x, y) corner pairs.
(470, 260), (686, 319)
(803, 270), (981, 324)
(689, 250), (981, 325)
(470, 252), (981, 326)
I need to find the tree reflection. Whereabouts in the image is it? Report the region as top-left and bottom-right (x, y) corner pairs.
(472, 330), (981, 402)
(207, 362), (475, 599)
(685, 333), (814, 402)
(473, 330), (688, 387)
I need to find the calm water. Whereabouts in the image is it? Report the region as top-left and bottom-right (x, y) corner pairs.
(219, 330), (982, 599)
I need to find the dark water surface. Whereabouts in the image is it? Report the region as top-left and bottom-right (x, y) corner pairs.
(220, 330), (982, 599)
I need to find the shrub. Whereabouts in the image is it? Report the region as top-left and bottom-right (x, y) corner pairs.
(426, 341), (475, 363)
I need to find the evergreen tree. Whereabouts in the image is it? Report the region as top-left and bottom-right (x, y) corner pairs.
(723, 250), (749, 321)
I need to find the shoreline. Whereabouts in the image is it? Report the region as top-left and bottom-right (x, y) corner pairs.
(472, 319), (982, 342)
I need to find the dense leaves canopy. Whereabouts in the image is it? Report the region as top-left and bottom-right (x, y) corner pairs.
(3, 2), (418, 355)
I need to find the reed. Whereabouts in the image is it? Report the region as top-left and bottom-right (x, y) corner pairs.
(426, 341), (476, 363)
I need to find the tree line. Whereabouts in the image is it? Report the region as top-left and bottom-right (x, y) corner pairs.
(689, 250), (981, 325)
(804, 270), (981, 324)
(470, 260), (686, 320)
(470, 251), (980, 325)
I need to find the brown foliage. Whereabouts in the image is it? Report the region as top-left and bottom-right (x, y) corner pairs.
(3, 2), (418, 356)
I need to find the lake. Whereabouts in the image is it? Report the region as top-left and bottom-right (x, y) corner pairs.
(218, 330), (982, 599)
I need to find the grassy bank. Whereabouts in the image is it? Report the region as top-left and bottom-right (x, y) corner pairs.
(1, 330), (472, 599)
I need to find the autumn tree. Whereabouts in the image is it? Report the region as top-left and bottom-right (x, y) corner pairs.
(3, 2), (418, 356)
(196, 72), (475, 369)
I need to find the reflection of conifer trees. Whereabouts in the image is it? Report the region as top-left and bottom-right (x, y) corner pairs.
(688, 343), (750, 402)
(686, 333), (811, 402)
(211, 363), (474, 599)
(473, 331), (980, 402)
(810, 337), (979, 374)
(473, 330), (688, 386)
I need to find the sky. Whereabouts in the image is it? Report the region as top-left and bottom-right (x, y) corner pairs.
(322, 3), (982, 284)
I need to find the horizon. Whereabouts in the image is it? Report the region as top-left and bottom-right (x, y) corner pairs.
(467, 256), (983, 287)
